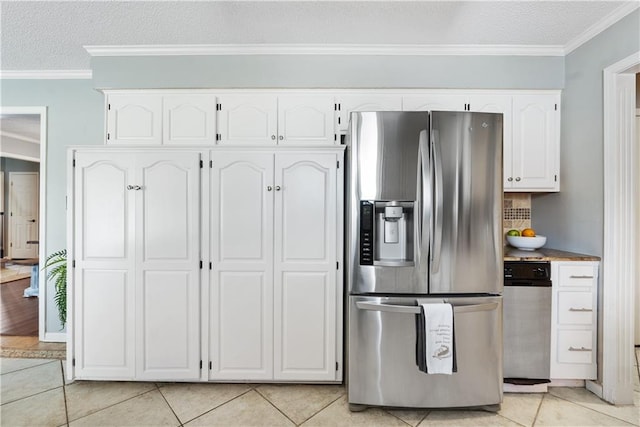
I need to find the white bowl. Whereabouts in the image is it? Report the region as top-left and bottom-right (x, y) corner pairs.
(506, 235), (547, 251)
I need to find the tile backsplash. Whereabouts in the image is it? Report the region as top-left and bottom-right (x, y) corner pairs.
(503, 193), (531, 236)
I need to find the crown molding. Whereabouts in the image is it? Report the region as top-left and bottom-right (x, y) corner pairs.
(84, 44), (566, 57)
(0, 70), (92, 79)
(564, 2), (640, 54)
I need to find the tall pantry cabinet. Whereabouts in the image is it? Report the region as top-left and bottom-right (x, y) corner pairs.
(68, 146), (344, 383)
(70, 150), (202, 380)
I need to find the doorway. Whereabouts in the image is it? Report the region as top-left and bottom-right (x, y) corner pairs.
(0, 107), (47, 341)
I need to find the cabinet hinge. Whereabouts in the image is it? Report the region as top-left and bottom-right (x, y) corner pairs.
(555, 174), (558, 182)
(216, 134), (221, 141)
(336, 261), (339, 270)
(337, 160), (340, 169)
(200, 360), (203, 369)
(108, 104), (111, 110)
(338, 117), (341, 125)
(334, 134), (337, 142)
(73, 159), (76, 167)
(336, 361), (339, 371)
(9, 242), (12, 247)
(72, 260), (76, 268)
(209, 361), (212, 370)
(216, 103), (222, 111)
(209, 262), (212, 270)
(334, 103), (338, 111)
(200, 261), (203, 269)
(209, 160), (213, 168)
(555, 104), (558, 111)
(72, 358), (76, 367)
(107, 133), (110, 140)
(200, 160), (204, 168)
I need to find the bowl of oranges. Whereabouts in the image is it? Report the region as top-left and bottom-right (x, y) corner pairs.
(506, 228), (547, 251)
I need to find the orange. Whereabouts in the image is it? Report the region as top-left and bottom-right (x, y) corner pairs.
(521, 228), (536, 237)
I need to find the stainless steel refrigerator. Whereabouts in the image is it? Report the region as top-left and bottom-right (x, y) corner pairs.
(346, 111), (503, 411)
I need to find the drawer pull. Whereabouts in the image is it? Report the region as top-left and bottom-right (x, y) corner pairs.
(568, 346), (592, 352)
(569, 307), (592, 312)
(569, 275), (594, 279)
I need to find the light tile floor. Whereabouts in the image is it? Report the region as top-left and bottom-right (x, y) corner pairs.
(1, 350), (638, 427)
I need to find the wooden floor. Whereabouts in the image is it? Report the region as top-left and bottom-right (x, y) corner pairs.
(0, 277), (38, 336)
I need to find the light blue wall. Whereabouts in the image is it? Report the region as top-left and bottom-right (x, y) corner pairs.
(92, 54), (564, 89)
(532, 9), (640, 256)
(0, 79), (103, 333)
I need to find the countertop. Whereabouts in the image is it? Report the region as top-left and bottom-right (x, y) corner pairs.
(504, 247), (601, 262)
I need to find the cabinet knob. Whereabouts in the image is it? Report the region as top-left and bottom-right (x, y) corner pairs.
(271, 135), (276, 140)
(279, 136), (284, 141)
(507, 177), (513, 182)
(275, 186), (281, 191)
(28, 219), (36, 223)
(515, 177), (521, 182)
(127, 185), (142, 191)
(267, 186), (273, 191)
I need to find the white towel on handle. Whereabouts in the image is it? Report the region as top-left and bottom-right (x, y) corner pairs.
(421, 303), (454, 375)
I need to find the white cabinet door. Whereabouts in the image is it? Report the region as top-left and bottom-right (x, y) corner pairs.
(402, 94), (466, 111)
(107, 95), (162, 144)
(273, 153), (337, 381)
(163, 95), (217, 145)
(209, 153), (274, 380)
(73, 152), (136, 379)
(337, 95), (403, 131)
(278, 95), (336, 145)
(510, 95), (560, 191)
(135, 152), (202, 380)
(218, 95), (278, 145)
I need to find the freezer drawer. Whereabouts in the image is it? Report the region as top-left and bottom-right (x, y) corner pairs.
(348, 295), (503, 409)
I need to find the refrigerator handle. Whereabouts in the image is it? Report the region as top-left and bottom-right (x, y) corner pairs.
(417, 130), (430, 271)
(430, 130), (444, 273)
(355, 301), (499, 314)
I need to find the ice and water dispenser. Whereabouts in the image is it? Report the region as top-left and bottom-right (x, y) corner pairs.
(359, 201), (415, 267)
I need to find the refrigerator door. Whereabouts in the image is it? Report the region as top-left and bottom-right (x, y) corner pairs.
(348, 295), (503, 409)
(429, 111), (503, 295)
(347, 112), (430, 294)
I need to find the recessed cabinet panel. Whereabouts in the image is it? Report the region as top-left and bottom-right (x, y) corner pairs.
(81, 161), (129, 260)
(138, 270), (200, 380)
(558, 291), (593, 325)
(275, 271), (335, 380)
(557, 330), (594, 364)
(215, 156), (272, 261)
(213, 272), (273, 379)
(164, 95), (217, 144)
(278, 96), (335, 144)
(276, 155), (334, 262)
(107, 95), (162, 144)
(218, 95), (277, 144)
(140, 159), (195, 261)
(75, 269), (134, 379)
(402, 94), (466, 111)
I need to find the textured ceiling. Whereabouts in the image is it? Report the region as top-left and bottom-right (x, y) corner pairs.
(0, 1), (635, 71)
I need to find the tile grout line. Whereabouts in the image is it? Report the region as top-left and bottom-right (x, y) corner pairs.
(65, 387), (158, 424)
(253, 387), (299, 426)
(155, 383), (184, 427)
(545, 389), (637, 426)
(296, 388), (347, 425)
(0, 358), (58, 376)
(177, 387), (255, 425)
(531, 393), (546, 426)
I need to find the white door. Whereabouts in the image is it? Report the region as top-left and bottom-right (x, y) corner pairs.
(402, 94), (466, 111)
(277, 95), (335, 145)
(511, 95), (559, 191)
(107, 94), (162, 144)
(8, 172), (39, 259)
(135, 152), (201, 380)
(273, 153), (337, 381)
(73, 152), (135, 379)
(163, 94), (217, 145)
(210, 152), (274, 380)
(218, 95), (278, 145)
(337, 95), (403, 131)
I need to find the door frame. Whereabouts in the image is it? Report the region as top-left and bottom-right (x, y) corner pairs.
(0, 106), (50, 341)
(595, 52), (639, 404)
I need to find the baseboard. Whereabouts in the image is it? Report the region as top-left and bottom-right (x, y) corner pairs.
(42, 332), (66, 342)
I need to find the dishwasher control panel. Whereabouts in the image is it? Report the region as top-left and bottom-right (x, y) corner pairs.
(504, 262), (551, 286)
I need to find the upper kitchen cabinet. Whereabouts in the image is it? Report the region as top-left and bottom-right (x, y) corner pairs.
(507, 93), (560, 192)
(217, 94), (336, 145)
(105, 92), (217, 145)
(335, 95), (403, 132)
(402, 93), (467, 111)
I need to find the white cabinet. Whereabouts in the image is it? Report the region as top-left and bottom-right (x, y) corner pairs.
(550, 261), (598, 379)
(508, 94), (560, 191)
(209, 150), (342, 381)
(71, 149), (202, 381)
(402, 93), (467, 111)
(217, 95), (336, 145)
(336, 95), (403, 131)
(106, 93), (217, 145)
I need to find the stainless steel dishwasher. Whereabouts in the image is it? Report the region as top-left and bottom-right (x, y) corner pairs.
(503, 261), (552, 383)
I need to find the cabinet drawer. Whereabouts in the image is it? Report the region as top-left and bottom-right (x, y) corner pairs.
(557, 291), (594, 325)
(557, 265), (597, 287)
(556, 330), (594, 364)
